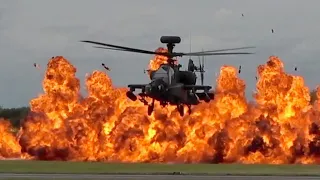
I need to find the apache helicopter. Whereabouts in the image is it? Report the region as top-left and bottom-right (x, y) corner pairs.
(81, 36), (255, 116)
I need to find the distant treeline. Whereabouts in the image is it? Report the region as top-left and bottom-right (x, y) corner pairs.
(0, 90), (319, 127)
(0, 106), (30, 128)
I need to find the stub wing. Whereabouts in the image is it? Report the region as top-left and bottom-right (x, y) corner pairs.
(183, 85), (214, 102)
(183, 85), (212, 91)
(128, 84), (147, 90)
(196, 92), (215, 101)
(126, 84), (148, 101)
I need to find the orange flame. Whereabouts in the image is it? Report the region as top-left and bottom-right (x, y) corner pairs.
(0, 119), (22, 159)
(147, 47), (178, 75)
(148, 48), (169, 71)
(1, 53), (320, 164)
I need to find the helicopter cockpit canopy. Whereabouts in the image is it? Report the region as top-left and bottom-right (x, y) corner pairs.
(150, 64), (174, 84)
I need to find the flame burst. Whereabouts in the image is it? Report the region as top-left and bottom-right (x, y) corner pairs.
(1, 53), (320, 164)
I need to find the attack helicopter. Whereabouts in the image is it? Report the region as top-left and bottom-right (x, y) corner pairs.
(81, 36), (255, 116)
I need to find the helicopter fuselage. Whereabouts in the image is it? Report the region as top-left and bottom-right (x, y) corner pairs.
(81, 35), (254, 117)
(133, 64), (205, 106)
(126, 63), (213, 116)
(148, 66), (197, 85)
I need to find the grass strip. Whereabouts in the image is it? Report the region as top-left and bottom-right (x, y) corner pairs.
(0, 160), (319, 176)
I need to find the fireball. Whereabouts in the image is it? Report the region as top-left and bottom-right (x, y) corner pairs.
(0, 53), (320, 164)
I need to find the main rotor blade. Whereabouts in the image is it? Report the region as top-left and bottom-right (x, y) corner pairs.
(94, 46), (173, 57)
(187, 52), (254, 56)
(184, 46), (256, 55)
(81, 40), (255, 58)
(93, 46), (132, 52)
(81, 40), (168, 56)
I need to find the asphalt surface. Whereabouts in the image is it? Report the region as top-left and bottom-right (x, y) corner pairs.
(0, 174), (319, 180)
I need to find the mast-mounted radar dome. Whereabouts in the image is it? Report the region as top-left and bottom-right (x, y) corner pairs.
(160, 36), (181, 44)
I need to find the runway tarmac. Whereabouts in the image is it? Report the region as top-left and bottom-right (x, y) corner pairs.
(0, 173), (319, 180)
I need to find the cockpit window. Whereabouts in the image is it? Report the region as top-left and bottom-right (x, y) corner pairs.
(161, 65), (169, 71)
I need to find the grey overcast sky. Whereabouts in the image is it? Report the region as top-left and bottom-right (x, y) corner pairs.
(0, 0), (319, 108)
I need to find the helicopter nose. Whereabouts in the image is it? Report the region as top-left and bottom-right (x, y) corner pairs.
(145, 84), (152, 93)
(158, 84), (166, 92)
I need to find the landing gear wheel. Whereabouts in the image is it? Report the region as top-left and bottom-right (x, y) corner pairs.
(177, 104), (184, 117)
(148, 104), (153, 116)
(147, 98), (155, 116)
(187, 105), (192, 115)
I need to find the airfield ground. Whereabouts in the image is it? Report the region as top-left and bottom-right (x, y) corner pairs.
(0, 160), (320, 177)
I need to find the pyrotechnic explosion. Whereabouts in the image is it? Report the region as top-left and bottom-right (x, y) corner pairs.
(1, 49), (320, 164)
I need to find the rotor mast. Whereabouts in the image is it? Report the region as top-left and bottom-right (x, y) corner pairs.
(167, 43), (175, 54)
(166, 43), (176, 66)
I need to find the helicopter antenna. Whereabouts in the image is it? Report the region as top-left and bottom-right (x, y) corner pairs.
(189, 32), (192, 60)
(186, 32), (192, 71)
(200, 48), (205, 85)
